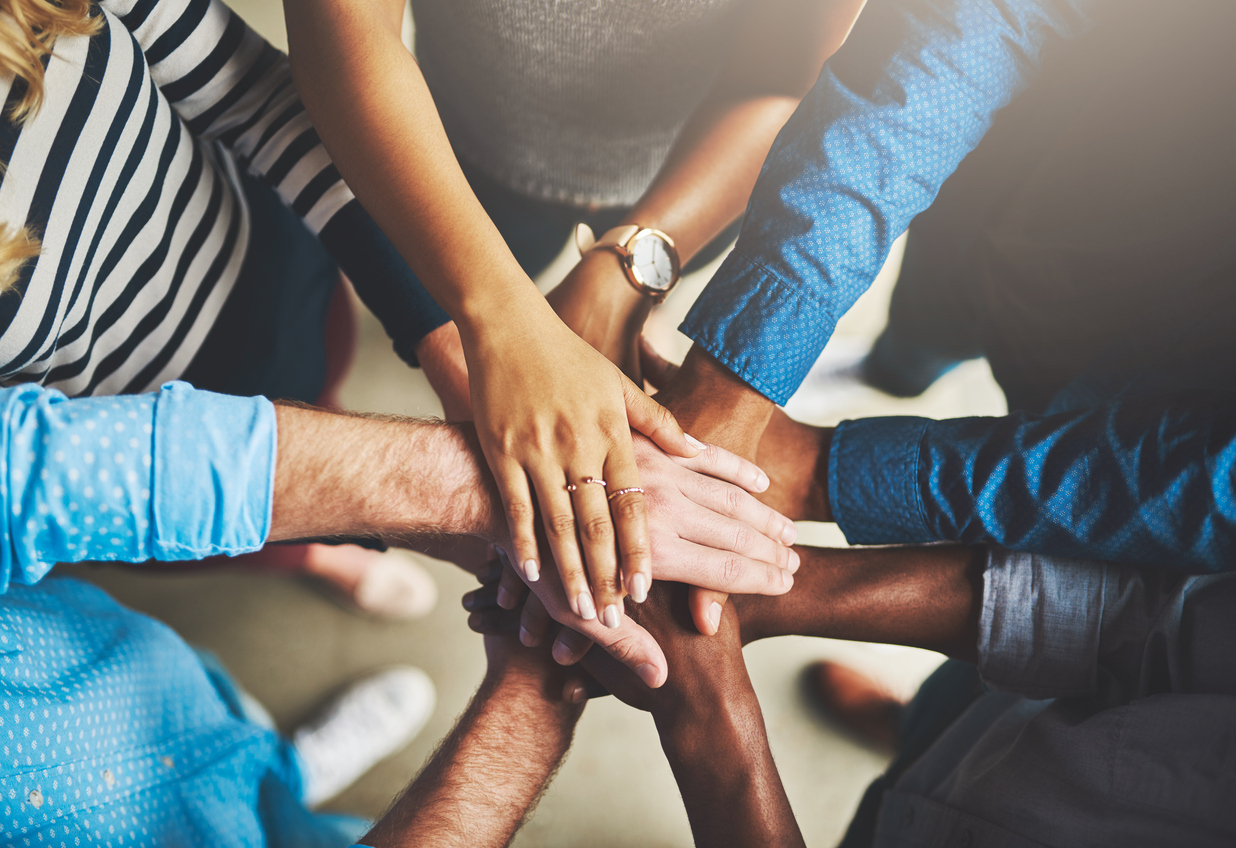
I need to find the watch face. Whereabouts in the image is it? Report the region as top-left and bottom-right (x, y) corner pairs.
(629, 232), (677, 291)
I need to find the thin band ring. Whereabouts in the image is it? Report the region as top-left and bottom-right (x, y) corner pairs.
(566, 477), (608, 492)
(607, 486), (645, 501)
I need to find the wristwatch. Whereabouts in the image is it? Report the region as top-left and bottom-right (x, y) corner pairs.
(575, 223), (681, 301)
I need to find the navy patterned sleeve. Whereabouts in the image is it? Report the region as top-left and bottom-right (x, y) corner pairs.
(679, 0), (1094, 403)
(828, 395), (1236, 572)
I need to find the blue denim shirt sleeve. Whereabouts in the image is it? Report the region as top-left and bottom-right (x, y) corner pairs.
(0, 381), (276, 592)
(829, 396), (1236, 572)
(979, 548), (1236, 702)
(680, 0), (1093, 403)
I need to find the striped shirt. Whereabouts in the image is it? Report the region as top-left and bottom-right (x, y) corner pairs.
(0, 0), (448, 397)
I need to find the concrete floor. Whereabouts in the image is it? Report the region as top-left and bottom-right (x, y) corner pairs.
(65, 5), (1009, 845)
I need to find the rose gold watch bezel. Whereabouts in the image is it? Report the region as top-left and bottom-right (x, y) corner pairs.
(618, 228), (681, 301)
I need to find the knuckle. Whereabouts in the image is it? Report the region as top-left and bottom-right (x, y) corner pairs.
(582, 515), (614, 543)
(548, 513), (576, 539)
(613, 495), (645, 522)
(721, 556), (744, 589)
(505, 500), (536, 526)
(732, 525), (753, 553)
(724, 485), (744, 515)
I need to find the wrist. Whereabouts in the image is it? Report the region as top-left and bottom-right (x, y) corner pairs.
(658, 346), (775, 457)
(655, 678), (765, 765)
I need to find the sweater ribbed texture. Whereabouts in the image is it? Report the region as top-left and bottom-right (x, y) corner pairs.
(412, 0), (742, 207)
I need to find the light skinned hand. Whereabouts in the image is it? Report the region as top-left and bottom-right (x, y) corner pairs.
(489, 432), (798, 675)
(460, 291), (696, 632)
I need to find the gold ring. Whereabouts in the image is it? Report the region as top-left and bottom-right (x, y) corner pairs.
(606, 486), (645, 501)
(566, 477), (607, 492)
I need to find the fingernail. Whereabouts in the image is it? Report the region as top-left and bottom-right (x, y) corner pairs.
(782, 569), (794, 589)
(685, 433), (706, 450)
(630, 572), (649, 603)
(576, 592), (597, 621)
(708, 601), (722, 634)
(497, 585), (516, 609)
(636, 663), (661, 687)
(781, 522), (798, 546)
(520, 626), (537, 647)
(603, 604), (622, 629)
(552, 639), (574, 665)
(568, 683), (587, 704)
(788, 548), (801, 574)
(523, 559), (540, 582)
(755, 470), (770, 492)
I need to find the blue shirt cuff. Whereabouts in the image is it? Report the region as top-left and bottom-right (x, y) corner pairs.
(829, 416), (934, 545)
(680, 252), (839, 405)
(151, 382), (276, 560)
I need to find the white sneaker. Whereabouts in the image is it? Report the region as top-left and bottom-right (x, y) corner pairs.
(347, 549), (439, 621)
(293, 666), (436, 806)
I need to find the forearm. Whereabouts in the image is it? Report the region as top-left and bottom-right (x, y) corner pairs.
(656, 347), (776, 460)
(269, 405), (498, 544)
(740, 545), (984, 661)
(361, 669), (582, 848)
(657, 686), (804, 848)
(284, 0), (534, 325)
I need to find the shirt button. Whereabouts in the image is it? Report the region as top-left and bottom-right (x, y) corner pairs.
(903, 806), (915, 828)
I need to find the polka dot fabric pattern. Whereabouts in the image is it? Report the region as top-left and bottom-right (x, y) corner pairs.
(0, 382), (276, 592)
(680, 0), (1097, 404)
(0, 576), (300, 847)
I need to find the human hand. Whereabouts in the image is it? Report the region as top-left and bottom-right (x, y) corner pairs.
(547, 250), (649, 382)
(478, 433), (795, 685)
(459, 290), (696, 632)
(415, 321), (472, 421)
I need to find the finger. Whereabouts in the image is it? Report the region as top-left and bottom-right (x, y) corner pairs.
(671, 500), (793, 572)
(604, 445), (652, 607)
(690, 586), (729, 636)
(462, 583), (502, 612)
(476, 548), (505, 584)
(532, 469), (595, 622)
(551, 626), (596, 666)
(497, 562), (529, 610)
(639, 336), (680, 391)
(656, 538), (794, 596)
(492, 457), (544, 582)
(467, 608), (521, 636)
(679, 474), (798, 549)
(622, 376), (695, 458)
(569, 464), (624, 628)
(526, 567), (667, 686)
(562, 676), (610, 703)
(519, 591), (554, 647)
(673, 439), (770, 494)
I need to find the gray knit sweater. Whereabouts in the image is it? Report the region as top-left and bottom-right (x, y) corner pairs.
(411, 0), (744, 207)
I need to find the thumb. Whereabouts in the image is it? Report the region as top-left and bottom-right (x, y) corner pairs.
(689, 586), (730, 636)
(622, 375), (697, 458)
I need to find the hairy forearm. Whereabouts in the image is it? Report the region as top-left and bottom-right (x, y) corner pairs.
(657, 687), (805, 848)
(269, 405), (499, 543)
(740, 545), (985, 661)
(362, 670), (582, 848)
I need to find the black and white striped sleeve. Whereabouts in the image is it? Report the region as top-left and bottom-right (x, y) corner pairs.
(98, 0), (451, 362)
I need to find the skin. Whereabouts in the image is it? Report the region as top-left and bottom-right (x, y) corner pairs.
(360, 604), (586, 848)
(285, 0), (696, 634)
(270, 403), (797, 686)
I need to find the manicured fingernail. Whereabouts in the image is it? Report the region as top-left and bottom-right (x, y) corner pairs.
(788, 548), (801, 574)
(685, 433), (706, 450)
(755, 471), (770, 492)
(576, 592), (596, 621)
(552, 639), (574, 665)
(567, 683), (587, 704)
(603, 604), (622, 629)
(636, 663), (661, 687)
(520, 626), (537, 647)
(781, 522), (798, 546)
(523, 559), (539, 582)
(497, 584), (517, 609)
(707, 602), (722, 634)
(630, 573), (649, 603)
(782, 569), (794, 589)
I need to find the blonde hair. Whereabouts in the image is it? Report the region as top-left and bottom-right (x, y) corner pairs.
(0, 0), (100, 292)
